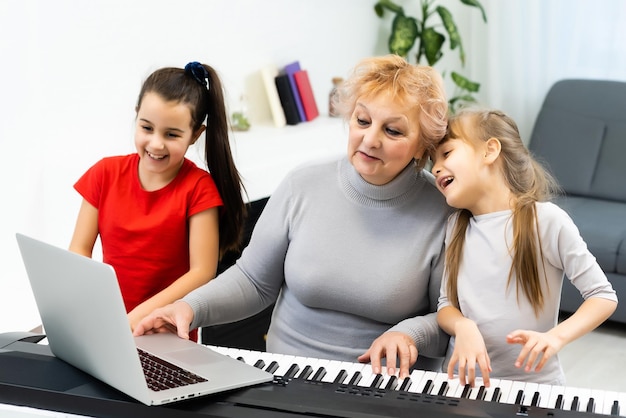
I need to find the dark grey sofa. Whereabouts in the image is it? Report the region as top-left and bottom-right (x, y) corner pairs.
(528, 79), (625, 324)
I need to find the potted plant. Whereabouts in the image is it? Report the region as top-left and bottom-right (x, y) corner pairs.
(374, 0), (487, 112)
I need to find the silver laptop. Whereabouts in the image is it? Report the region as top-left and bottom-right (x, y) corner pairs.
(15, 233), (273, 406)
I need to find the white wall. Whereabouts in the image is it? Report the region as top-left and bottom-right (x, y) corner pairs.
(0, 0), (390, 333)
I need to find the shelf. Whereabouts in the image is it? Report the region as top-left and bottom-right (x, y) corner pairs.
(229, 117), (348, 202)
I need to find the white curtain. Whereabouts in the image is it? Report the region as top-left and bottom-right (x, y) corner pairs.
(466, 0), (626, 142)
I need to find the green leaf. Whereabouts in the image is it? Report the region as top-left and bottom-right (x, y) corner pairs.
(374, 3), (384, 18)
(421, 27), (445, 66)
(374, 0), (404, 17)
(389, 14), (419, 57)
(451, 71), (480, 92)
(460, 0), (487, 23)
(436, 5), (465, 66)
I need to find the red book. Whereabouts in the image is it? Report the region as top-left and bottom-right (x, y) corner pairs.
(293, 70), (319, 121)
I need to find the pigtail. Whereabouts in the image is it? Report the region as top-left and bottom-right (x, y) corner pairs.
(445, 209), (472, 309)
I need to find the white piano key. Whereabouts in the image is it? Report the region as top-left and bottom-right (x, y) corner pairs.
(547, 384), (566, 409)
(535, 383), (553, 408)
(494, 379), (514, 403)
(344, 362), (367, 385)
(431, 373), (450, 396)
(407, 370), (438, 394)
(506, 380), (528, 404)
(271, 354), (296, 377)
(319, 360), (344, 383)
(617, 391), (626, 417)
(357, 364), (377, 387)
(562, 386), (586, 412)
(481, 378), (502, 402)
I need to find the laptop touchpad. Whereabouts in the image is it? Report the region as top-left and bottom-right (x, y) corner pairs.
(166, 348), (221, 366)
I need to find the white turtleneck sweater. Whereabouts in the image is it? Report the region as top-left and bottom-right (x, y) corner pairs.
(185, 156), (452, 367)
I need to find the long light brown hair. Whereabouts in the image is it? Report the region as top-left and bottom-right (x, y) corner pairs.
(443, 109), (561, 316)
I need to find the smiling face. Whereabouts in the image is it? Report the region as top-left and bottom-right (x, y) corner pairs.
(347, 92), (424, 185)
(431, 135), (487, 213)
(134, 92), (204, 190)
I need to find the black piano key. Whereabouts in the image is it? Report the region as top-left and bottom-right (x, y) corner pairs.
(284, 364), (300, 379)
(514, 389), (525, 405)
(531, 392), (541, 407)
(399, 377), (412, 392)
(422, 379), (434, 394)
(586, 397), (595, 413)
(555, 394), (564, 409)
(348, 371), (362, 386)
(311, 367), (327, 382)
(265, 361), (279, 374)
(298, 365), (313, 380)
(611, 400), (620, 416)
(385, 375), (398, 390)
(476, 386), (486, 401)
(570, 395), (580, 411)
(491, 387), (501, 403)
(460, 384), (472, 399)
(253, 359), (265, 369)
(437, 381), (449, 396)
(370, 374), (384, 389)
(333, 369), (348, 384)
(236, 356), (245, 362)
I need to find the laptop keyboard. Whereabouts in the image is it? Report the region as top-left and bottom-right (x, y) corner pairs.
(138, 348), (208, 391)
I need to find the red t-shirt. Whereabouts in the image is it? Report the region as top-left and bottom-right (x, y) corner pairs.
(74, 154), (223, 315)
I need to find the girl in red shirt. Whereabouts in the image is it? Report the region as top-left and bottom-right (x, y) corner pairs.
(70, 62), (246, 340)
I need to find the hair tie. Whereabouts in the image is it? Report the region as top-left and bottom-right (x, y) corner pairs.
(184, 61), (210, 90)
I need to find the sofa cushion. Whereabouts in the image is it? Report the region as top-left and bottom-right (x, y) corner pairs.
(554, 195), (626, 275)
(530, 109), (604, 196)
(529, 79), (626, 203)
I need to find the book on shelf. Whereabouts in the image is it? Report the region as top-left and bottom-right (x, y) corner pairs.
(283, 61), (307, 122)
(260, 63), (287, 128)
(274, 73), (301, 125)
(293, 69), (319, 121)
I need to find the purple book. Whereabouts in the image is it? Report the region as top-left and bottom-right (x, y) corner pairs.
(284, 61), (307, 122)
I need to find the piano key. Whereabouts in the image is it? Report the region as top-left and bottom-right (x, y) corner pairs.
(325, 361), (355, 384)
(298, 365), (314, 380)
(407, 370), (437, 394)
(493, 379), (514, 403)
(318, 360), (344, 383)
(506, 381), (528, 404)
(598, 390), (620, 416)
(271, 354), (296, 377)
(535, 383), (553, 408)
(481, 378), (501, 402)
(264, 360), (280, 374)
(311, 366), (327, 382)
(456, 383), (472, 399)
(401, 369), (423, 393)
(384, 375), (398, 390)
(357, 364), (377, 387)
(443, 378), (462, 398)
(431, 373), (450, 396)
(519, 382), (538, 407)
(398, 376), (412, 392)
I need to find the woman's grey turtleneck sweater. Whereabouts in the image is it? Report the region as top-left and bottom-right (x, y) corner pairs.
(185, 156), (452, 364)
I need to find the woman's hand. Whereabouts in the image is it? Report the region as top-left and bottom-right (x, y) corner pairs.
(358, 331), (417, 379)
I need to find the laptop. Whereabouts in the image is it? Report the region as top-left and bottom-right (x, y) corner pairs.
(15, 233), (273, 406)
